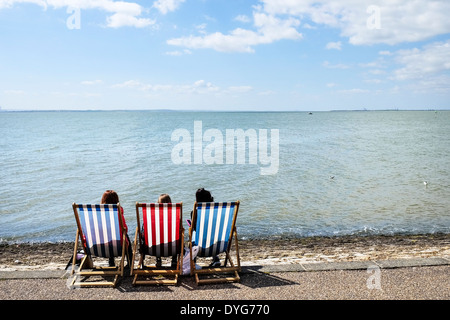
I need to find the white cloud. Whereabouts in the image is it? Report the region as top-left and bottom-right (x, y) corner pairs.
(112, 79), (256, 96)
(258, 90), (276, 96)
(393, 40), (450, 81)
(81, 79), (103, 85)
(352, 40), (450, 94)
(260, 0), (450, 46)
(165, 49), (192, 56)
(234, 14), (251, 23)
(325, 41), (341, 50)
(185, 80), (220, 94)
(368, 69), (386, 75)
(364, 79), (382, 84)
(412, 75), (450, 94)
(302, 23), (316, 30)
(195, 23), (207, 34)
(322, 61), (350, 69)
(389, 40), (450, 93)
(168, 29), (258, 53)
(0, 0), (47, 9)
(167, 0), (450, 53)
(112, 80), (149, 90)
(1, 0), (155, 28)
(337, 88), (369, 94)
(167, 7), (302, 53)
(106, 12), (154, 28)
(153, 0), (185, 15)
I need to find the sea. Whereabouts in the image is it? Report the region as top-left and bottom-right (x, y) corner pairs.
(1, 110), (449, 243)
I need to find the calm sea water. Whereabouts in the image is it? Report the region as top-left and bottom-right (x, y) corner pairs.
(1, 110), (449, 243)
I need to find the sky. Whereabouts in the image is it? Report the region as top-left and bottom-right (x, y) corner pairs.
(0, 0), (449, 111)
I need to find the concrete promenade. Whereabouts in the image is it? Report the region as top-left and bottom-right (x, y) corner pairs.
(0, 257), (448, 301)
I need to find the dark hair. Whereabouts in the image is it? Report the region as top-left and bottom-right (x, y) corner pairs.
(195, 188), (213, 202)
(158, 193), (172, 203)
(101, 190), (120, 204)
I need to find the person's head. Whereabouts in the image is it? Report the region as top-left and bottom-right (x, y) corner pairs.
(158, 193), (172, 203)
(101, 190), (120, 204)
(195, 188), (213, 202)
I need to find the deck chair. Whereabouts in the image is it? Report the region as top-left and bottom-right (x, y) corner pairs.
(132, 202), (184, 285)
(189, 201), (241, 285)
(71, 203), (128, 288)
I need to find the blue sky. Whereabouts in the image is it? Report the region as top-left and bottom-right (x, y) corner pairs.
(1, 0), (449, 111)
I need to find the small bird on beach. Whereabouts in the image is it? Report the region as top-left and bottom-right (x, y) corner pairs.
(423, 181), (428, 187)
(329, 175), (335, 180)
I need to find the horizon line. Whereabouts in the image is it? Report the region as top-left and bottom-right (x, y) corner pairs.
(1, 108), (449, 113)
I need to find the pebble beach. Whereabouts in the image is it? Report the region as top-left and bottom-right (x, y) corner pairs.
(1, 233), (449, 271)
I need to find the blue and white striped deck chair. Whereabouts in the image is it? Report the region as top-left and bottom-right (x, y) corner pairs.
(71, 203), (127, 287)
(189, 201), (241, 285)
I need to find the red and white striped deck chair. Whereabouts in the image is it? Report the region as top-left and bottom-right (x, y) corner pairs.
(71, 203), (128, 287)
(132, 202), (184, 285)
(189, 201), (241, 285)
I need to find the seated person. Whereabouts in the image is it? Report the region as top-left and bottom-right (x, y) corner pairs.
(190, 188), (220, 267)
(100, 190), (132, 268)
(156, 193), (178, 269)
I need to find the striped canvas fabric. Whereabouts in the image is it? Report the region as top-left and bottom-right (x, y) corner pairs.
(141, 203), (182, 257)
(76, 204), (123, 258)
(194, 202), (237, 257)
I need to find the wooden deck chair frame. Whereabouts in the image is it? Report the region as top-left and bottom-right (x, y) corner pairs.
(189, 201), (241, 285)
(132, 202), (184, 285)
(71, 203), (127, 288)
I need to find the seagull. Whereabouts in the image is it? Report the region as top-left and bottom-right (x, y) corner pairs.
(329, 175), (335, 180)
(423, 181), (428, 186)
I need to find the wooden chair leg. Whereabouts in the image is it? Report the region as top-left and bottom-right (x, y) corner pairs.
(71, 230), (79, 276)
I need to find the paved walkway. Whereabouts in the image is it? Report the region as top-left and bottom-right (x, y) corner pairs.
(0, 257), (448, 302)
